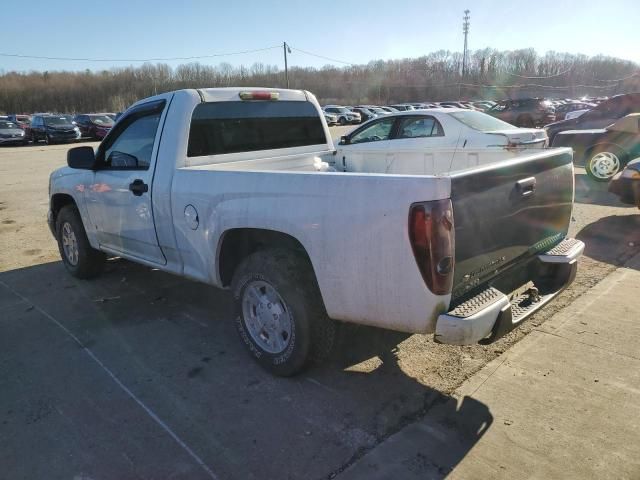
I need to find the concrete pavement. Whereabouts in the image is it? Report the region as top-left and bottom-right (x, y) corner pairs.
(340, 253), (640, 480)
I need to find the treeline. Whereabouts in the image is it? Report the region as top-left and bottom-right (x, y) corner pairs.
(1, 48), (639, 113)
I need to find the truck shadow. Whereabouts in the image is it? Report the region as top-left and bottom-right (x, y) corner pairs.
(576, 214), (640, 269)
(0, 259), (492, 480)
(574, 170), (633, 207)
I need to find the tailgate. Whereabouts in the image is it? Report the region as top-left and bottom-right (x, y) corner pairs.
(449, 148), (574, 299)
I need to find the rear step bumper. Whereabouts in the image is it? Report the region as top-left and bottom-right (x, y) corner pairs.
(434, 237), (584, 345)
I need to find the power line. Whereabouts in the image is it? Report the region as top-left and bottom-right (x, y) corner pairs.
(0, 46), (281, 62)
(289, 47), (354, 65)
(506, 63), (575, 79)
(592, 71), (640, 82)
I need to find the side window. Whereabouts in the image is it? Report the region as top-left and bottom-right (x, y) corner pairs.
(397, 116), (443, 139)
(349, 118), (396, 144)
(102, 112), (162, 170)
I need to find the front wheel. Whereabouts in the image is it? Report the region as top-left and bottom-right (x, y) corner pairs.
(231, 249), (335, 376)
(586, 147), (625, 182)
(56, 205), (106, 278)
(339, 117), (347, 126)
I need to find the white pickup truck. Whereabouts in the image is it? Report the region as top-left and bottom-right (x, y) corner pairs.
(48, 87), (584, 376)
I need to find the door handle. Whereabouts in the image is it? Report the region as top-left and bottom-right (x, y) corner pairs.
(516, 177), (536, 197)
(129, 179), (148, 196)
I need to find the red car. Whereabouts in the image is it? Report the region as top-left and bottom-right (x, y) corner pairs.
(73, 114), (114, 140)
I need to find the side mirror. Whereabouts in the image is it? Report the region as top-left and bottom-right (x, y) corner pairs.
(67, 146), (95, 169)
(339, 135), (350, 145)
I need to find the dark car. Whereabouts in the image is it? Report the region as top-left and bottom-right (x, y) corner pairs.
(553, 102), (596, 120)
(551, 113), (640, 181)
(545, 93), (640, 144)
(486, 98), (556, 127)
(0, 120), (28, 145)
(351, 107), (378, 122)
(609, 158), (640, 207)
(28, 114), (81, 144)
(74, 114), (115, 139)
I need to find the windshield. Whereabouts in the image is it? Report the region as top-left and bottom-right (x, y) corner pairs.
(44, 117), (72, 126)
(0, 121), (18, 129)
(90, 115), (115, 126)
(449, 110), (516, 131)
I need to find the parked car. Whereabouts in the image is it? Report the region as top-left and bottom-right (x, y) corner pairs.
(554, 102), (596, 121)
(323, 105), (360, 125)
(609, 158), (640, 207)
(357, 106), (389, 116)
(6, 114), (31, 129)
(379, 106), (399, 113)
(439, 102), (471, 109)
(545, 93), (640, 143)
(48, 87), (582, 375)
(323, 111), (339, 125)
(74, 114), (115, 140)
(351, 107), (378, 122)
(27, 114), (81, 144)
(336, 108), (548, 175)
(389, 104), (415, 111)
(564, 109), (590, 121)
(0, 119), (28, 145)
(551, 113), (640, 181)
(487, 98), (556, 127)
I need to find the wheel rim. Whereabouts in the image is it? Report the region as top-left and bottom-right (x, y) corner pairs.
(61, 222), (79, 266)
(241, 280), (293, 354)
(589, 152), (620, 179)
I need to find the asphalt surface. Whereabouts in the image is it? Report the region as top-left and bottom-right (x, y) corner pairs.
(0, 134), (638, 479)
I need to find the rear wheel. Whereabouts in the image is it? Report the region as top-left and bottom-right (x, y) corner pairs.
(585, 146), (625, 182)
(231, 248), (335, 376)
(56, 205), (105, 278)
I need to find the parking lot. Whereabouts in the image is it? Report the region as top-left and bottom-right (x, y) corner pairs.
(1, 135), (639, 479)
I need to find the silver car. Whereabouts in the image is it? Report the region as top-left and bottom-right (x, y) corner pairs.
(0, 120), (27, 145)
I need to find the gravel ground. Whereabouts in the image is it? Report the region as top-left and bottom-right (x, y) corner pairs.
(1, 135), (638, 479)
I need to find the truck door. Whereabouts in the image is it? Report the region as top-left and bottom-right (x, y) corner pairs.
(84, 99), (168, 265)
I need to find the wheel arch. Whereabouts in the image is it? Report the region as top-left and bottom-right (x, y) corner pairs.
(217, 228), (315, 287)
(584, 142), (629, 163)
(50, 193), (77, 225)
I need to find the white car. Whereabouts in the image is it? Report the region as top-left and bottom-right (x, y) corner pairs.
(564, 109), (590, 120)
(48, 88), (581, 376)
(323, 105), (360, 125)
(323, 111), (339, 125)
(335, 108), (548, 175)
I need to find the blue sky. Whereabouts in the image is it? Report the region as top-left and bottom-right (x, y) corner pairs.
(2, 0), (638, 72)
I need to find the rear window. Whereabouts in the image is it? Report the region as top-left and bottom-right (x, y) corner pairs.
(187, 101), (326, 157)
(449, 110), (516, 131)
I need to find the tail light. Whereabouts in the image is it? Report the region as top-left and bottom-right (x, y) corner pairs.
(408, 199), (455, 295)
(239, 91), (279, 101)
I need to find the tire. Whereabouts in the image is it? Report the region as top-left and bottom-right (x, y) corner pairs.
(44, 134), (51, 145)
(585, 146), (626, 182)
(231, 248), (335, 376)
(55, 205), (106, 279)
(31, 132), (38, 144)
(339, 116), (347, 126)
(517, 115), (535, 128)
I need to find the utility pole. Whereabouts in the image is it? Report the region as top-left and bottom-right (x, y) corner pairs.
(460, 9), (470, 98)
(462, 10), (470, 79)
(283, 41), (291, 88)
